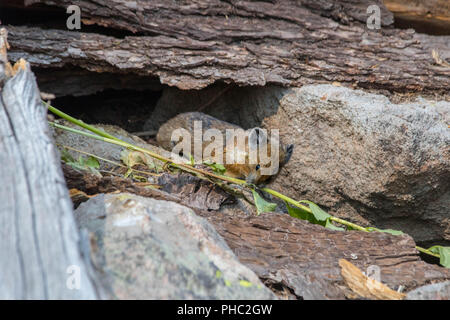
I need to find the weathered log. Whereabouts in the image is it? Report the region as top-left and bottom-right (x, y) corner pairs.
(0, 30), (101, 299)
(200, 209), (450, 299)
(4, 0), (450, 93)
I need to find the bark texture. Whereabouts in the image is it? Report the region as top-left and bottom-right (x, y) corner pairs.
(3, 0), (449, 93)
(201, 209), (450, 299)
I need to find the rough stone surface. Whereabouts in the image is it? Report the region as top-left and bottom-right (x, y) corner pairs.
(74, 193), (276, 299)
(51, 120), (181, 171)
(146, 84), (450, 244)
(406, 280), (450, 300)
(267, 85), (450, 244)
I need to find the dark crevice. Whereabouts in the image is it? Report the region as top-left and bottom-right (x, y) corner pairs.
(51, 88), (162, 133)
(392, 14), (450, 36)
(262, 278), (303, 300)
(0, 4), (144, 38)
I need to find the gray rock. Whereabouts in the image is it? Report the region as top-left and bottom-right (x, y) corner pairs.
(51, 120), (180, 172)
(266, 85), (449, 244)
(406, 281), (450, 300)
(74, 193), (276, 299)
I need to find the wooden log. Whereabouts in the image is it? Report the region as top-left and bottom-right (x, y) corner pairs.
(200, 210), (450, 299)
(3, 0), (449, 93)
(0, 30), (101, 299)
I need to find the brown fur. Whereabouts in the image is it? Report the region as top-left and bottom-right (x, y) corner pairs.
(157, 112), (293, 184)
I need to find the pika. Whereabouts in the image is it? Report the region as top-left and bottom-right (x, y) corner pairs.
(157, 112), (293, 184)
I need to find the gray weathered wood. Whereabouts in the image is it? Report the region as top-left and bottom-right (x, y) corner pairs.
(0, 31), (100, 299)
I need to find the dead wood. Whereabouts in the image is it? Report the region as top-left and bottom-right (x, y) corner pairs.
(199, 209), (450, 299)
(3, 0), (449, 93)
(0, 30), (102, 298)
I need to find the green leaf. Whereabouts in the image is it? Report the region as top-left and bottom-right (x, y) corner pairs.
(287, 202), (322, 226)
(251, 190), (277, 215)
(84, 156), (100, 169)
(60, 148), (75, 163)
(286, 202), (317, 223)
(298, 200), (331, 222)
(428, 246), (450, 268)
(62, 152), (101, 176)
(203, 160), (226, 175)
(325, 218), (345, 231)
(67, 162), (86, 171)
(286, 202), (344, 231)
(366, 227), (404, 236)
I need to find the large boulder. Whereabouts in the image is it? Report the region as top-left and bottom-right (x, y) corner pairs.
(266, 85), (449, 245)
(74, 193), (276, 299)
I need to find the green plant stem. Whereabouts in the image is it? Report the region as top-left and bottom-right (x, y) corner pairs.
(261, 187), (310, 213)
(329, 217), (368, 232)
(47, 103), (441, 262)
(59, 144), (161, 177)
(49, 121), (245, 185)
(262, 187), (368, 232)
(415, 246), (440, 258)
(44, 101), (121, 142)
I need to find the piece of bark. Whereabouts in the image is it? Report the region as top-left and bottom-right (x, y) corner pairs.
(62, 164), (232, 211)
(339, 259), (406, 300)
(384, 0), (450, 35)
(199, 210), (450, 299)
(23, 0), (394, 33)
(0, 33), (101, 298)
(4, 0), (450, 93)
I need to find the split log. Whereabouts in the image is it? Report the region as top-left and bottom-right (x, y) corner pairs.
(3, 0), (450, 93)
(0, 30), (102, 299)
(201, 210), (450, 299)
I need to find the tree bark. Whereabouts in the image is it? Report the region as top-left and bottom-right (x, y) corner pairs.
(3, 0), (449, 93)
(201, 209), (450, 299)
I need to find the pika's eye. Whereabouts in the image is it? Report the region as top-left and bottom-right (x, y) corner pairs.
(255, 164), (261, 171)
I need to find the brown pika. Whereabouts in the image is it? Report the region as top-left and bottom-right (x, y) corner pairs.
(157, 112), (293, 184)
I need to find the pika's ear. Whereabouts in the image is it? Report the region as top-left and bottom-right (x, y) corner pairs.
(283, 144), (294, 165)
(248, 127), (268, 149)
